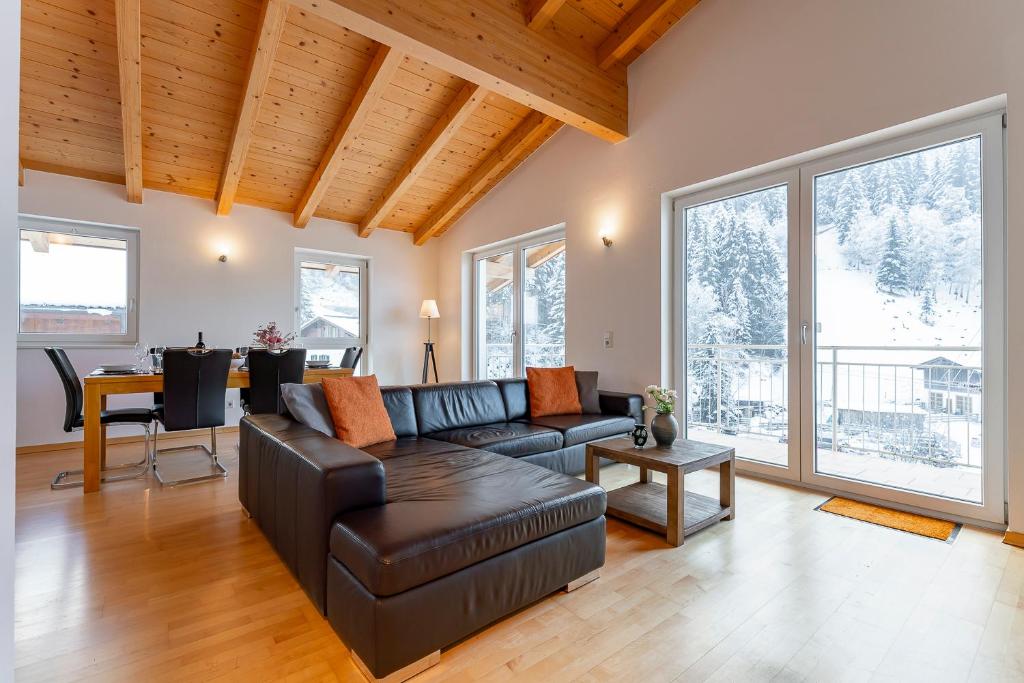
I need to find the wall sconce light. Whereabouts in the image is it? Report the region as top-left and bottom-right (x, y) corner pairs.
(601, 235), (614, 248)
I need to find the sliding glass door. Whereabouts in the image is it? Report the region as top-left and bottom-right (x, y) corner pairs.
(677, 112), (1005, 522)
(474, 233), (566, 379)
(800, 114), (1004, 522)
(676, 171), (800, 479)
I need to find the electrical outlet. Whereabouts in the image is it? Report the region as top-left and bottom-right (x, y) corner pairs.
(603, 331), (613, 349)
(227, 399), (235, 409)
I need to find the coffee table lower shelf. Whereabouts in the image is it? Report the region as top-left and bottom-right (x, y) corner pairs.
(605, 482), (731, 538)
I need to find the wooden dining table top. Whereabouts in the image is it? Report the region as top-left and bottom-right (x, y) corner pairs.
(83, 367), (353, 393)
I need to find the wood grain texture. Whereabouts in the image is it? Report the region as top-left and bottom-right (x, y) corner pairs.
(15, 452), (1023, 681)
(524, 0), (568, 31)
(358, 82), (489, 237)
(215, 0), (288, 216)
(288, 0), (628, 142)
(413, 111), (563, 245)
(596, 0), (678, 69)
(115, 0), (143, 203)
(293, 44), (404, 228)
(19, 0), (695, 239)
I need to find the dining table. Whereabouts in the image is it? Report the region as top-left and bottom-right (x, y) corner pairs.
(80, 367), (353, 493)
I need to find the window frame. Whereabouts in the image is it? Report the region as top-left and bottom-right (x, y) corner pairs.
(471, 228), (566, 380)
(293, 249), (369, 355)
(17, 214), (140, 348)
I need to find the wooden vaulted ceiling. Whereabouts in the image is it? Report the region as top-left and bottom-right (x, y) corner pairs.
(19, 0), (700, 243)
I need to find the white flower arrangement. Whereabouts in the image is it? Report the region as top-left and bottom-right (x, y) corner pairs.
(644, 385), (677, 415)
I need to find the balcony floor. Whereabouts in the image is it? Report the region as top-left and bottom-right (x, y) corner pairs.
(689, 427), (982, 504)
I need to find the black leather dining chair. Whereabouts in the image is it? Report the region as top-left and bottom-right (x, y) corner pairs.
(152, 348), (232, 486)
(243, 348), (307, 415)
(44, 347), (154, 490)
(340, 346), (363, 370)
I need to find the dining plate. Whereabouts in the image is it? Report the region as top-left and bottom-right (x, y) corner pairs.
(99, 363), (136, 372)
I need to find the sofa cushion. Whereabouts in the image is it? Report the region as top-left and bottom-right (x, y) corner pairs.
(526, 366), (582, 418)
(361, 436), (471, 464)
(322, 375), (396, 448)
(329, 449), (606, 596)
(281, 383), (418, 439)
(575, 371), (601, 414)
(496, 378), (529, 421)
(380, 387), (418, 438)
(526, 414), (635, 447)
(411, 381), (507, 434)
(280, 382), (336, 437)
(426, 422), (562, 457)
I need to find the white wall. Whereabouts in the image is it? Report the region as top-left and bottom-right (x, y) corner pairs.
(436, 0), (1024, 527)
(17, 172), (437, 447)
(1, 0), (19, 675)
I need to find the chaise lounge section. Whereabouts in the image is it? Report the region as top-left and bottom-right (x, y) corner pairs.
(238, 378), (642, 680)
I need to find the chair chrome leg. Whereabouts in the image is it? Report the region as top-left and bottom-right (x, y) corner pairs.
(152, 425), (228, 487)
(51, 425), (152, 490)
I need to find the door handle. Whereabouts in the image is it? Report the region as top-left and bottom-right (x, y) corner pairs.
(801, 322), (808, 345)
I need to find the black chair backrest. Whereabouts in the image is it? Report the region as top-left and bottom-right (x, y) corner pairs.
(160, 349), (232, 432)
(246, 348), (307, 414)
(340, 347), (363, 370)
(44, 347), (83, 432)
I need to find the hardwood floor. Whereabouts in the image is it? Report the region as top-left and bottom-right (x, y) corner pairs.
(15, 435), (1024, 682)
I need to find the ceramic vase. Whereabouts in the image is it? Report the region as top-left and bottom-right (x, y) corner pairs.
(651, 412), (678, 447)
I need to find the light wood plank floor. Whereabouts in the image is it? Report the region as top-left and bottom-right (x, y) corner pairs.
(15, 435), (1024, 682)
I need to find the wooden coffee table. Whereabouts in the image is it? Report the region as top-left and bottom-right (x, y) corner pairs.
(586, 437), (735, 546)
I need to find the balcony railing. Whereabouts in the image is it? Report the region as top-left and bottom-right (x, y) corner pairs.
(687, 344), (983, 469)
(483, 342), (565, 378)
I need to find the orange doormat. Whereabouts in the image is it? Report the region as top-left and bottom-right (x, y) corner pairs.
(817, 497), (960, 542)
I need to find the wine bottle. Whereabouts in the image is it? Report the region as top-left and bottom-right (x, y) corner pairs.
(195, 331), (206, 349)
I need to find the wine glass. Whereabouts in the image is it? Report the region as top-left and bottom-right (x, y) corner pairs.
(153, 346), (166, 373)
(133, 342), (148, 372)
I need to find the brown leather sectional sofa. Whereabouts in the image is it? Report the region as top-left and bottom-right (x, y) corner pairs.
(238, 378), (643, 680)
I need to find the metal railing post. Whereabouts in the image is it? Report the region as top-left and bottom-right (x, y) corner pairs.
(832, 347), (838, 452)
(716, 355), (723, 433)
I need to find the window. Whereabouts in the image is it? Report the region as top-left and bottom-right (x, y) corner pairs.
(672, 108), (1005, 523)
(473, 231), (566, 379)
(18, 215), (139, 347)
(294, 250), (368, 369)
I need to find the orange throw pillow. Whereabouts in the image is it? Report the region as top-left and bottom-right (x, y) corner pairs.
(321, 375), (396, 448)
(527, 366), (583, 418)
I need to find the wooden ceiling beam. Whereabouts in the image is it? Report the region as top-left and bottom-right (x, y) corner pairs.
(294, 45), (404, 229)
(413, 111), (563, 245)
(115, 0), (143, 203)
(524, 0), (568, 31)
(358, 82), (489, 238)
(289, 0), (627, 143)
(215, 0), (288, 216)
(597, 0), (681, 69)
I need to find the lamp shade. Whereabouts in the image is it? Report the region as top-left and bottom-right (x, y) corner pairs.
(419, 299), (440, 319)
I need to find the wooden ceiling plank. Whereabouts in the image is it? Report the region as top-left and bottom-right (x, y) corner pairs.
(413, 111), (561, 245)
(293, 44), (404, 228)
(215, 0), (288, 216)
(288, 0), (627, 142)
(115, 0), (143, 203)
(359, 83), (488, 237)
(524, 0), (568, 31)
(596, 0), (677, 69)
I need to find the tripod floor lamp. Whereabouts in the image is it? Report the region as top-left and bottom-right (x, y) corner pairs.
(420, 299), (439, 383)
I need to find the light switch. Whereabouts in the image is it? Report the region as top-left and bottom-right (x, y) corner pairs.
(603, 331), (613, 349)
